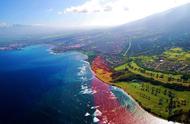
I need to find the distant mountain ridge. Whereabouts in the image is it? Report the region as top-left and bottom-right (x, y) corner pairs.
(119, 3), (190, 35)
(1, 3), (190, 57)
(112, 3), (190, 56)
(49, 3), (190, 57)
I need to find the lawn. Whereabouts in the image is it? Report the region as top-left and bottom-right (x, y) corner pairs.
(115, 61), (190, 87)
(163, 47), (190, 62)
(114, 82), (190, 119)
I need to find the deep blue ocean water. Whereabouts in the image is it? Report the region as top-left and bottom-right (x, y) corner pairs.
(0, 45), (94, 124)
(0, 45), (171, 124)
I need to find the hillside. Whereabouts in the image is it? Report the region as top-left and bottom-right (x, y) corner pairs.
(49, 3), (190, 61)
(1, 3), (190, 60)
(113, 3), (190, 56)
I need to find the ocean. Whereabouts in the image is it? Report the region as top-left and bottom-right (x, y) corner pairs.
(0, 45), (173, 124)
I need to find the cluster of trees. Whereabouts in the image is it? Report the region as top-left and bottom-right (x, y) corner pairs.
(141, 84), (161, 97)
(170, 99), (187, 109)
(140, 83), (188, 117)
(181, 74), (190, 81)
(139, 93), (150, 100)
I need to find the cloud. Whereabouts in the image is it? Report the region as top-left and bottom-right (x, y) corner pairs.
(31, 23), (46, 26)
(0, 22), (9, 28)
(57, 11), (64, 15)
(64, 0), (128, 14)
(63, 0), (190, 14)
(103, 5), (112, 12)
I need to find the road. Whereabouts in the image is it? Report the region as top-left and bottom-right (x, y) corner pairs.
(123, 38), (132, 56)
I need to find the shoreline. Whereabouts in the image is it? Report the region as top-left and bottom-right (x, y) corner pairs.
(0, 45), (182, 123)
(46, 48), (186, 123)
(90, 55), (179, 124)
(91, 66), (177, 124)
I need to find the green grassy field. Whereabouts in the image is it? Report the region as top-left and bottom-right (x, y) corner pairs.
(163, 47), (190, 62)
(115, 61), (190, 87)
(137, 55), (157, 63)
(114, 82), (190, 119)
(112, 47), (190, 123)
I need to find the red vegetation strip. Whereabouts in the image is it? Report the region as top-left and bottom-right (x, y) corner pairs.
(91, 78), (142, 124)
(92, 56), (111, 73)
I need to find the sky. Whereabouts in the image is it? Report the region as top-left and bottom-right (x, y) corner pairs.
(0, 0), (190, 28)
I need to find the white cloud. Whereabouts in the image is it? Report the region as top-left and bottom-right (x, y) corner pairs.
(0, 22), (9, 28)
(64, 0), (128, 13)
(53, 0), (190, 26)
(57, 11), (64, 15)
(64, 0), (190, 14)
(62, 0), (190, 26)
(31, 23), (46, 26)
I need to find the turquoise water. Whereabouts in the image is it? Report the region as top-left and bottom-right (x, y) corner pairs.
(0, 45), (173, 124)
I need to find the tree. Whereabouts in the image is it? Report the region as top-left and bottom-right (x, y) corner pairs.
(181, 74), (189, 81)
(159, 99), (163, 105)
(156, 74), (159, 78)
(168, 77), (172, 82)
(159, 75), (164, 78)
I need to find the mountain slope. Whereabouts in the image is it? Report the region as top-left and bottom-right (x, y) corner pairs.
(113, 3), (190, 56)
(120, 3), (190, 35)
